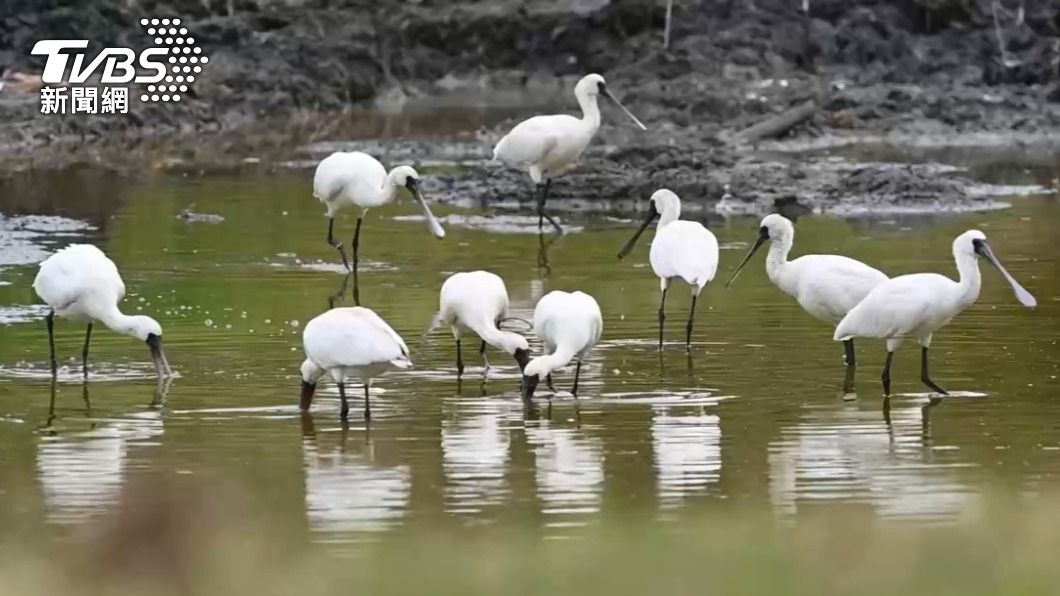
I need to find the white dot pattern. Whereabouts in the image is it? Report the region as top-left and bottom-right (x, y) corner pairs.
(138, 16), (207, 103)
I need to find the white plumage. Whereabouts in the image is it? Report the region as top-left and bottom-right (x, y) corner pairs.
(521, 290), (603, 400)
(438, 271), (530, 378)
(617, 189), (719, 349)
(726, 213), (888, 371)
(32, 244), (171, 379)
(834, 230), (1036, 397)
(300, 306), (412, 420)
(493, 73), (645, 234)
(312, 151), (444, 296)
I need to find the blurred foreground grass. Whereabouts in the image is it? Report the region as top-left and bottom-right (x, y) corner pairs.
(2, 475), (1058, 596)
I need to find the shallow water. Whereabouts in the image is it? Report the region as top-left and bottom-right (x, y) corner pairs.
(0, 163), (1058, 547)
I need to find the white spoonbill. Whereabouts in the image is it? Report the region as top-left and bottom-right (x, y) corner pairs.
(492, 73), (646, 234)
(834, 230), (1036, 397)
(313, 151), (445, 301)
(617, 189), (719, 349)
(521, 290), (603, 400)
(725, 214), (889, 370)
(300, 306), (412, 421)
(32, 244), (172, 380)
(438, 271), (531, 379)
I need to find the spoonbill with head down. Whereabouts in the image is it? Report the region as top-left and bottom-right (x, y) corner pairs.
(492, 73), (646, 235)
(300, 306), (412, 421)
(313, 151), (446, 302)
(521, 290), (603, 401)
(834, 230), (1036, 397)
(438, 271), (531, 379)
(32, 244), (172, 380)
(617, 189), (719, 349)
(725, 214), (889, 381)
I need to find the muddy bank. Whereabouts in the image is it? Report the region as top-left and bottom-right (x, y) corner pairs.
(1, 0), (1058, 214)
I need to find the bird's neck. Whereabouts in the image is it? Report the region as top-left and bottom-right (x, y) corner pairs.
(577, 92), (601, 133)
(765, 236), (792, 283)
(98, 306), (136, 338)
(657, 205), (680, 228)
(534, 346), (577, 378)
(478, 325), (515, 353)
(378, 175), (400, 203)
(955, 250), (982, 305)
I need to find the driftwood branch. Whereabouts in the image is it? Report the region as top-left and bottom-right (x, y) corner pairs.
(735, 95), (822, 142)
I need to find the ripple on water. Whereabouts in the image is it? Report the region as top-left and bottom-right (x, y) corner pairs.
(394, 213), (585, 235)
(652, 408), (722, 511)
(0, 362), (164, 382)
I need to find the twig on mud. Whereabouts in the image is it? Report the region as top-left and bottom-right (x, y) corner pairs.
(734, 95), (823, 143)
(663, 0), (674, 49)
(992, 0), (1010, 68)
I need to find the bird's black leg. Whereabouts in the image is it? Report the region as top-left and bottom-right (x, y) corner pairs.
(46, 310), (57, 379)
(363, 383), (371, 422)
(351, 216), (363, 305)
(455, 338), (464, 378)
(685, 294), (698, 350)
(535, 179), (563, 235)
(327, 217), (350, 272)
(337, 381), (349, 420)
(81, 322), (93, 379)
(479, 340), (491, 377)
(920, 347), (948, 396)
(658, 287), (669, 350)
(571, 361), (582, 397)
(546, 373), (556, 392)
(882, 351), (894, 397)
(843, 339), (856, 367)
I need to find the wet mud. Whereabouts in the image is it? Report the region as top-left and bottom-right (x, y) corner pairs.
(1, 0), (1058, 215)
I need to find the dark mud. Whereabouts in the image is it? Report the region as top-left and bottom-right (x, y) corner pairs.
(1, 0), (1058, 214)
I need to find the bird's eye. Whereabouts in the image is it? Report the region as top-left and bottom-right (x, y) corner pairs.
(597, 81), (605, 92)
(759, 226), (769, 238)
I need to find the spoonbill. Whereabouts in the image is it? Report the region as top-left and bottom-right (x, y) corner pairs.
(300, 306), (412, 421)
(617, 189), (719, 349)
(313, 151), (445, 302)
(492, 73), (646, 234)
(32, 244), (172, 380)
(438, 271), (531, 379)
(834, 230), (1037, 397)
(725, 214), (889, 371)
(521, 290), (602, 401)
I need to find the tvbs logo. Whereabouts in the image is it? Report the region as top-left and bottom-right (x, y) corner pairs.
(32, 18), (207, 114)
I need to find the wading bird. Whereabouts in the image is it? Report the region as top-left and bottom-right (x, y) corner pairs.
(521, 290), (602, 401)
(492, 73), (646, 234)
(726, 214), (888, 389)
(312, 151), (446, 302)
(300, 307), (412, 421)
(32, 244), (172, 380)
(438, 271), (531, 379)
(617, 189), (719, 349)
(834, 230), (1036, 397)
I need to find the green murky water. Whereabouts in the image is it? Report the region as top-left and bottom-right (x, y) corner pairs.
(0, 165), (1058, 548)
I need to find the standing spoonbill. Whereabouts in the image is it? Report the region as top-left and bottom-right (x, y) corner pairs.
(300, 306), (412, 421)
(492, 73), (646, 234)
(834, 230), (1036, 397)
(725, 214), (889, 373)
(32, 244), (172, 380)
(617, 189), (719, 349)
(313, 151), (446, 302)
(521, 290), (603, 401)
(438, 271), (531, 379)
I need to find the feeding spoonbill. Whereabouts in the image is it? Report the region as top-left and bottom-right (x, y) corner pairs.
(834, 230), (1036, 397)
(492, 73), (646, 234)
(300, 306), (412, 421)
(438, 271), (531, 379)
(521, 290), (603, 401)
(617, 189), (719, 349)
(313, 151), (445, 302)
(725, 214), (889, 371)
(32, 244), (172, 380)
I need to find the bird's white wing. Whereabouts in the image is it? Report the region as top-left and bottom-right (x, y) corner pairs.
(492, 115), (576, 166)
(312, 152), (387, 203)
(33, 244), (125, 310)
(650, 221), (719, 285)
(793, 255), (888, 321)
(440, 271), (508, 327)
(834, 274), (946, 340)
(305, 308), (409, 369)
